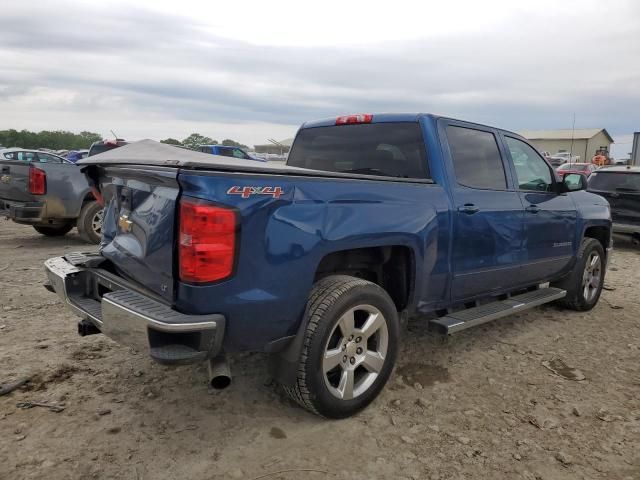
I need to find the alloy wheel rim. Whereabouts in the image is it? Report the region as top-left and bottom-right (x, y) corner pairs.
(91, 209), (104, 235)
(582, 252), (602, 302)
(322, 304), (388, 401)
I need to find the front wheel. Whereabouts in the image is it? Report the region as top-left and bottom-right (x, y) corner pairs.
(552, 238), (606, 311)
(283, 275), (399, 418)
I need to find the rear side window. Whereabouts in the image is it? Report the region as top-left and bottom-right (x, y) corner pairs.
(287, 122), (429, 179)
(36, 153), (63, 164)
(589, 172), (640, 192)
(16, 151), (36, 162)
(446, 126), (506, 190)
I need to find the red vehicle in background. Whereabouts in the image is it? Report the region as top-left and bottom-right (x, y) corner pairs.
(556, 162), (597, 178)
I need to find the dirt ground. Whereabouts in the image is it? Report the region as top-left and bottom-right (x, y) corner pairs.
(0, 217), (639, 480)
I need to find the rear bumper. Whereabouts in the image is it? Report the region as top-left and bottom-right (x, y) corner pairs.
(0, 198), (45, 224)
(44, 253), (225, 365)
(613, 222), (640, 235)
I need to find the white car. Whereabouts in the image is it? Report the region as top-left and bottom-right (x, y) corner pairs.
(549, 152), (580, 166)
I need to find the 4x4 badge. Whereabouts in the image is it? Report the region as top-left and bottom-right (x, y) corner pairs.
(227, 186), (283, 199)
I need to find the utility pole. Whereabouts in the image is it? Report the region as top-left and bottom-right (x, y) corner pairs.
(569, 113), (575, 164)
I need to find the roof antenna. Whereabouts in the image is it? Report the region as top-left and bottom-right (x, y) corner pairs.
(110, 130), (119, 140)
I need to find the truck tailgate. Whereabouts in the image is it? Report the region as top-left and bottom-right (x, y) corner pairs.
(0, 160), (34, 203)
(98, 165), (179, 303)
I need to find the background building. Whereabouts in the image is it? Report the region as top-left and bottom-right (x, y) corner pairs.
(519, 128), (613, 161)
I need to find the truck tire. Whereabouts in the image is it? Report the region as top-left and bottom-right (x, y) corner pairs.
(77, 201), (104, 244)
(552, 238), (605, 311)
(283, 275), (399, 418)
(33, 224), (73, 237)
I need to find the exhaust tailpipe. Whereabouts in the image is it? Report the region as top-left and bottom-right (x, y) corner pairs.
(77, 319), (100, 336)
(207, 355), (231, 390)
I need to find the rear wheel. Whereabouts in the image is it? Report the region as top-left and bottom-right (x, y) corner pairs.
(552, 238), (605, 311)
(33, 224), (73, 237)
(77, 201), (104, 244)
(283, 275), (399, 418)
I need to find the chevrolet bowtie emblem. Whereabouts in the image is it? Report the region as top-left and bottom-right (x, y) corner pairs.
(118, 214), (133, 233)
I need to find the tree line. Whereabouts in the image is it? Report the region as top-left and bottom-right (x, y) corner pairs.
(0, 129), (103, 150)
(0, 129), (249, 151)
(162, 133), (248, 150)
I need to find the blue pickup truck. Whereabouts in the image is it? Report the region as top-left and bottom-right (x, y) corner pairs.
(198, 144), (265, 161)
(44, 114), (611, 418)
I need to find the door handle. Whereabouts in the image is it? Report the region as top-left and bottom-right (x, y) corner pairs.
(1, 166), (9, 173)
(458, 204), (480, 215)
(526, 205), (540, 214)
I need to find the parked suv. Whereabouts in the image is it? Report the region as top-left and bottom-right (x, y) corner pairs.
(588, 166), (640, 239)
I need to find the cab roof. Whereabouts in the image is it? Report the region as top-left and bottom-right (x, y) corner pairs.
(300, 113), (526, 140)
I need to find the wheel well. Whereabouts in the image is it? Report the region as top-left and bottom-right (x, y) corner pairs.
(314, 246), (413, 311)
(584, 226), (610, 251)
(82, 192), (95, 204)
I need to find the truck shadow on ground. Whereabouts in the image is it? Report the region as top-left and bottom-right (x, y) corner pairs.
(92, 297), (582, 424)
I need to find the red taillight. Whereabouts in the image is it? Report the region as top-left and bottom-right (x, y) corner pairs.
(335, 114), (373, 125)
(179, 198), (237, 283)
(29, 166), (46, 195)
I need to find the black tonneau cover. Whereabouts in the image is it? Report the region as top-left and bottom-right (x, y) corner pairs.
(78, 139), (432, 183)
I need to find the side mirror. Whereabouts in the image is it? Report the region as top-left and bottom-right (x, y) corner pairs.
(562, 173), (588, 192)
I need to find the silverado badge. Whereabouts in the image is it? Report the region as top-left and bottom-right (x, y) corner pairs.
(118, 214), (133, 233)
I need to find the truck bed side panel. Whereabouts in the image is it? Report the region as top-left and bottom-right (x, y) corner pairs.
(176, 171), (450, 351)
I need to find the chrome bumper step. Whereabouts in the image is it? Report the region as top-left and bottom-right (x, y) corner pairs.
(429, 287), (566, 335)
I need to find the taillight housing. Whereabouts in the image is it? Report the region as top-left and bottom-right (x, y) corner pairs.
(335, 114), (373, 125)
(29, 166), (46, 195)
(179, 198), (237, 283)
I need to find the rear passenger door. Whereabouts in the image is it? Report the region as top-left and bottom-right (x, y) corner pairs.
(502, 135), (577, 283)
(441, 121), (525, 301)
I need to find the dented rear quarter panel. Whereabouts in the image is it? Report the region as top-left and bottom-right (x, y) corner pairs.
(176, 171), (451, 351)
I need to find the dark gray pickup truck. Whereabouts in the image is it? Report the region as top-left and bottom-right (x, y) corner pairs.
(0, 148), (103, 243)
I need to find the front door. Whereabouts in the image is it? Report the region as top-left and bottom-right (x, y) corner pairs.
(443, 123), (525, 301)
(503, 135), (576, 283)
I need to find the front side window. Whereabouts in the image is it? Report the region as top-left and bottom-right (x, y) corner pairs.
(446, 125), (506, 190)
(506, 137), (553, 192)
(231, 148), (250, 159)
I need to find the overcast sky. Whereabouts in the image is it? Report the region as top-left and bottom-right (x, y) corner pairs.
(0, 0), (638, 157)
